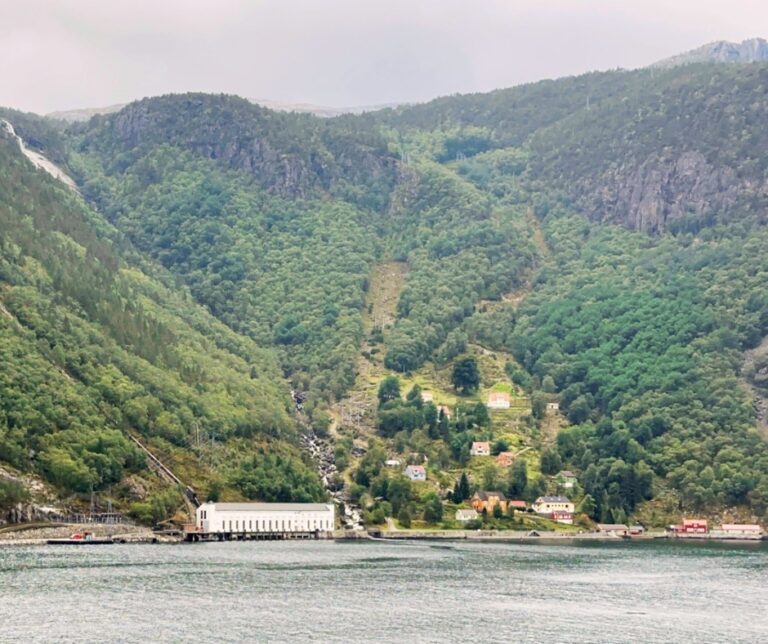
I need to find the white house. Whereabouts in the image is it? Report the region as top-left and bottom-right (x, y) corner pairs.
(546, 402), (560, 412)
(384, 459), (402, 468)
(532, 496), (575, 515)
(455, 509), (479, 523)
(557, 470), (578, 489)
(195, 502), (335, 536)
(470, 441), (491, 456)
(421, 391), (434, 403)
(404, 465), (427, 481)
(487, 392), (510, 409)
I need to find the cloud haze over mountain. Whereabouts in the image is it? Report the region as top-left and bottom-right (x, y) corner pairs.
(1, 0), (767, 113)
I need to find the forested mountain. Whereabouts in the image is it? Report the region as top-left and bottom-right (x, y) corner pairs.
(0, 117), (323, 521)
(3, 57), (768, 525)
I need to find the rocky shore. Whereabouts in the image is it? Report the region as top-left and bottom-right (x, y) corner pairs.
(0, 523), (172, 546)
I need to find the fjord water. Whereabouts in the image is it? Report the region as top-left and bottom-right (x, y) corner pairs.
(1, 540), (766, 643)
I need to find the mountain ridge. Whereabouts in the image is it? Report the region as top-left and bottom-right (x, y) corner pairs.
(652, 37), (768, 68)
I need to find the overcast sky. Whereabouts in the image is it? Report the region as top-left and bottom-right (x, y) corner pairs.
(1, 0), (766, 114)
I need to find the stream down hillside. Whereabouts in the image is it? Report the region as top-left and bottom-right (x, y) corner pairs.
(293, 391), (364, 530)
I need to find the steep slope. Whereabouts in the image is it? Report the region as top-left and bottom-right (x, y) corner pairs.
(0, 118), (323, 520)
(526, 64), (768, 233)
(21, 61), (768, 525)
(70, 94), (539, 409)
(77, 93), (397, 206)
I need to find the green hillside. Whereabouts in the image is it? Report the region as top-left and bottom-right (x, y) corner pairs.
(3, 61), (768, 526)
(0, 122), (322, 520)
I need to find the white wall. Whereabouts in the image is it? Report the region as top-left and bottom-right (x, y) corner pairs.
(196, 504), (335, 533)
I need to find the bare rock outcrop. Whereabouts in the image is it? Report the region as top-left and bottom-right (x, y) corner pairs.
(581, 151), (760, 233)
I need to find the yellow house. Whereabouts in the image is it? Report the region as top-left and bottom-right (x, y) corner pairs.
(471, 491), (508, 514)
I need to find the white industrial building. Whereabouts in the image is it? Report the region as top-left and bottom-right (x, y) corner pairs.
(193, 502), (335, 539)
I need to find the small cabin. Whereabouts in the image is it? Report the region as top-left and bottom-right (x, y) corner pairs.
(455, 509), (479, 523)
(470, 441), (491, 457)
(487, 392), (511, 409)
(404, 465), (426, 481)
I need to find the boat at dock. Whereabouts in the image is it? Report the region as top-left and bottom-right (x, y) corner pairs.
(46, 531), (117, 545)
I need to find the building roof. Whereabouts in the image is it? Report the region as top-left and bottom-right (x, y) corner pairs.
(405, 465), (426, 473)
(509, 500), (527, 508)
(473, 490), (507, 501)
(488, 392), (510, 401)
(597, 523), (628, 531)
(558, 470), (577, 478)
(200, 503), (332, 512)
(535, 496), (572, 504)
(472, 441), (490, 449)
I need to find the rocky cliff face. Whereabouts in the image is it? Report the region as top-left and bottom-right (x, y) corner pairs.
(87, 94), (398, 202)
(583, 151), (749, 233)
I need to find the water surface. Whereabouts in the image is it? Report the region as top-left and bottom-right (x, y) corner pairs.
(1, 539), (766, 642)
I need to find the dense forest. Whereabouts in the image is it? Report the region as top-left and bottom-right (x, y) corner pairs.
(3, 61), (768, 524)
(0, 129), (322, 519)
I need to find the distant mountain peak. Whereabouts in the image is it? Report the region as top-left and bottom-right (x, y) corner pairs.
(652, 37), (768, 68)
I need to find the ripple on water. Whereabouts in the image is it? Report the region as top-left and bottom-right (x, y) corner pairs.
(1, 540), (767, 643)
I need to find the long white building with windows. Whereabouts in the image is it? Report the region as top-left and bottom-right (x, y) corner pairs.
(192, 502), (335, 540)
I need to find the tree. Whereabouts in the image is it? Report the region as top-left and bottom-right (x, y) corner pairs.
(406, 384), (423, 407)
(473, 402), (490, 427)
(206, 478), (222, 502)
(378, 376), (401, 406)
(531, 392), (548, 420)
(386, 476), (414, 515)
(508, 459), (528, 498)
(424, 403), (438, 437)
(398, 506), (412, 528)
(578, 493), (596, 518)
(493, 504), (503, 519)
(540, 448), (562, 475)
(492, 439), (509, 455)
(482, 464), (500, 490)
(458, 472), (471, 502)
(542, 375), (556, 393)
(452, 357), (480, 394)
(423, 493), (444, 523)
(438, 412), (450, 439)
(567, 395), (591, 424)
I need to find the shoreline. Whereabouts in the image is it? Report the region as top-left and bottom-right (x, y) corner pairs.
(1, 524), (764, 547)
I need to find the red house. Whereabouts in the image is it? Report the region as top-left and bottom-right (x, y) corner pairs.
(551, 510), (573, 525)
(680, 518), (708, 534)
